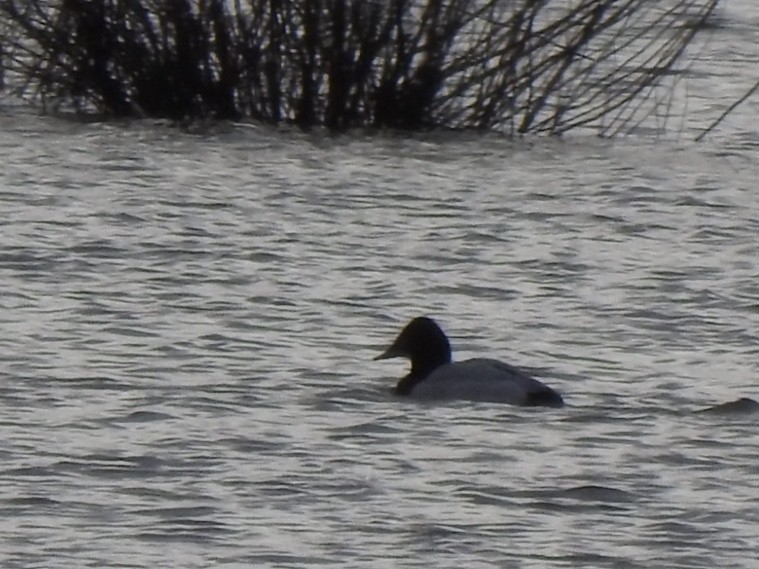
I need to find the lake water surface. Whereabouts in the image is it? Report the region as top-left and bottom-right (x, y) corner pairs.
(1, 3), (758, 568)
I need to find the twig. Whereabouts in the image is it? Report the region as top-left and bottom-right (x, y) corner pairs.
(695, 77), (759, 141)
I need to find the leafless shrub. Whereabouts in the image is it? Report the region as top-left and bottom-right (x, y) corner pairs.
(0, 0), (719, 134)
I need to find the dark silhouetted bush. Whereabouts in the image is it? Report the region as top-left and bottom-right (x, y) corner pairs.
(0, 0), (719, 134)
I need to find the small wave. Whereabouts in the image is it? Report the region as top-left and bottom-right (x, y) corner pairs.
(696, 397), (759, 415)
(119, 410), (176, 422)
(517, 484), (636, 514)
(555, 485), (635, 503)
(5, 496), (61, 507)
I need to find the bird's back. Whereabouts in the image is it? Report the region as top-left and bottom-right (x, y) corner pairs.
(409, 358), (562, 406)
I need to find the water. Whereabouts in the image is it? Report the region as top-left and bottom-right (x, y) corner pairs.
(2, 5), (759, 569)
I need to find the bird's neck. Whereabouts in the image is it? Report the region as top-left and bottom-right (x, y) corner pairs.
(395, 354), (450, 396)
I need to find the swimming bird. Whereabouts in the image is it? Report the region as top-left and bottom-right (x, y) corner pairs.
(375, 316), (564, 407)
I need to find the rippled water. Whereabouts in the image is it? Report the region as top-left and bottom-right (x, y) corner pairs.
(2, 5), (759, 567)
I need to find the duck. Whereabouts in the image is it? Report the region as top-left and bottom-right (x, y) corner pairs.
(375, 316), (564, 407)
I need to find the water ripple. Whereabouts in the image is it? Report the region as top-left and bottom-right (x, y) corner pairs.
(0, 106), (758, 568)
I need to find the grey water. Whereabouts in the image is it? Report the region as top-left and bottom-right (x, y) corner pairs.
(1, 4), (759, 569)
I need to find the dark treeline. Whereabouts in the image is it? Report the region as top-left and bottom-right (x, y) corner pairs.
(0, 0), (718, 134)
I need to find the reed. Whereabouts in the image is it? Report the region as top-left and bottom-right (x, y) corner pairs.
(0, 0), (718, 134)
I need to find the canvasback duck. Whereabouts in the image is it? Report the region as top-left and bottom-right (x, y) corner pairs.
(375, 317), (564, 407)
